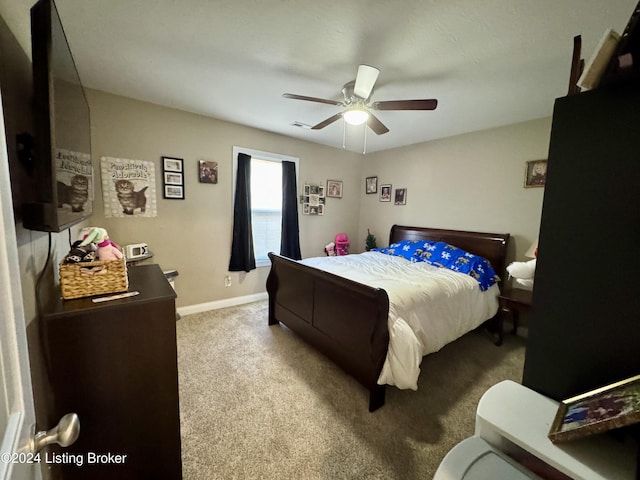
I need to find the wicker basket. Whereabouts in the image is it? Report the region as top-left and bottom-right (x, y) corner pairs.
(59, 258), (129, 300)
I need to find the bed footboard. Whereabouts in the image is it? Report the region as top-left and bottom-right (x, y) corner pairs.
(267, 252), (390, 411)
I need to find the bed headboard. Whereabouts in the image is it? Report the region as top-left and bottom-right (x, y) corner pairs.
(389, 225), (510, 282)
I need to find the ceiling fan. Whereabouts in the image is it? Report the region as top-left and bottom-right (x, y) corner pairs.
(283, 65), (438, 135)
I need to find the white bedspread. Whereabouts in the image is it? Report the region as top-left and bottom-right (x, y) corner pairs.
(300, 252), (499, 390)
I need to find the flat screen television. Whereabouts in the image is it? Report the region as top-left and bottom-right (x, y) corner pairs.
(22, 0), (93, 232)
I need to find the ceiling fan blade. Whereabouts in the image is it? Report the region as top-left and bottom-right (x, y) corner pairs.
(371, 99), (438, 111)
(367, 113), (389, 135)
(282, 93), (343, 106)
(353, 65), (380, 99)
(311, 113), (343, 130)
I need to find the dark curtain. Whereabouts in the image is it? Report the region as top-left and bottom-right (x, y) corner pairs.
(229, 153), (256, 272)
(280, 161), (302, 260)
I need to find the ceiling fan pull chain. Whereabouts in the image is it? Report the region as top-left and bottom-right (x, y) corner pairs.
(342, 120), (347, 149)
(363, 123), (367, 155)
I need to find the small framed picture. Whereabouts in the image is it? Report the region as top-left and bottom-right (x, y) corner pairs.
(548, 374), (640, 443)
(162, 156), (185, 199)
(394, 188), (407, 205)
(164, 172), (183, 185)
(379, 184), (391, 202)
(198, 160), (218, 184)
(164, 184), (184, 199)
(326, 180), (343, 198)
(309, 194), (320, 207)
(163, 156), (183, 172)
(366, 176), (378, 194)
(524, 159), (547, 188)
(301, 184), (326, 213)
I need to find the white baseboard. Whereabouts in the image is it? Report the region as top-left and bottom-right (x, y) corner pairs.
(177, 292), (268, 317)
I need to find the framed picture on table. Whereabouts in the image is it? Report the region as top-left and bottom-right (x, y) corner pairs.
(548, 374), (640, 443)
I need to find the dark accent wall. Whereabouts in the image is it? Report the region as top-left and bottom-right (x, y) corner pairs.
(522, 82), (640, 400)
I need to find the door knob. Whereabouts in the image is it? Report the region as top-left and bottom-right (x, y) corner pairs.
(31, 413), (80, 453)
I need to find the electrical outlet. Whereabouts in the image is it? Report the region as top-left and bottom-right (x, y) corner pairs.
(224, 275), (231, 287)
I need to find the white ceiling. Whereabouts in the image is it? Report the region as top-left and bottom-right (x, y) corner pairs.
(1, 0), (637, 153)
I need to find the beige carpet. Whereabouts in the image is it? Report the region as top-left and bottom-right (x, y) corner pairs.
(176, 300), (525, 479)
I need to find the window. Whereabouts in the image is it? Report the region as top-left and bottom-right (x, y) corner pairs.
(232, 147), (299, 266)
(250, 158), (281, 264)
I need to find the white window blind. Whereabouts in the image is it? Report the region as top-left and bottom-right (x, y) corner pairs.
(232, 146), (299, 267)
(250, 158), (282, 264)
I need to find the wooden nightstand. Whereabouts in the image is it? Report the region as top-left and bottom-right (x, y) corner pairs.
(497, 287), (533, 343)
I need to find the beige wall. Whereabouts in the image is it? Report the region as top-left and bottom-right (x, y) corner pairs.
(12, 87), (548, 314)
(15, 89), (549, 313)
(15, 225), (82, 324)
(87, 90), (363, 308)
(356, 118), (550, 262)
(87, 91), (548, 309)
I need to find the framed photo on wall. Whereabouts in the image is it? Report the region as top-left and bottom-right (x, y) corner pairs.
(198, 160), (218, 184)
(379, 184), (391, 202)
(164, 171), (183, 185)
(301, 183), (325, 214)
(525, 159), (547, 187)
(162, 156), (185, 199)
(366, 176), (378, 194)
(164, 184), (184, 199)
(394, 188), (407, 205)
(327, 180), (343, 198)
(163, 156), (183, 172)
(309, 194), (320, 207)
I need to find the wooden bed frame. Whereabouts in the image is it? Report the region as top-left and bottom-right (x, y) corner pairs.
(266, 225), (510, 412)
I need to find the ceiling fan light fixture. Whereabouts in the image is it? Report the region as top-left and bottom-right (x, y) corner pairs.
(283, 64), (437, 139)
(343, 108), (369, 126)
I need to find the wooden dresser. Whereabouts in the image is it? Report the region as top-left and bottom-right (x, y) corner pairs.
(41, 264), (182, 479)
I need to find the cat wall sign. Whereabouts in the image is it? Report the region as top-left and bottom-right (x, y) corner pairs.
(100, 156), (158, 217)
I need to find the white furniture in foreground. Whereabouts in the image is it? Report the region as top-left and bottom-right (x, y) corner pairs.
(434, 435), (541, 479)
(475, 380), (637, 480)
(435, 380), (638, 480)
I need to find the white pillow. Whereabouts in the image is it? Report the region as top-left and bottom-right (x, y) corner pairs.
(506, 259), (536, 290)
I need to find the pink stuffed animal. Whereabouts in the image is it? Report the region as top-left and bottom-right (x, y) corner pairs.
(79, 227), (123, 261)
